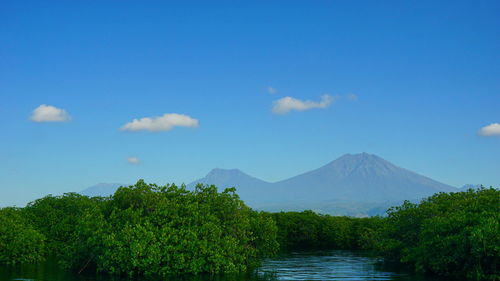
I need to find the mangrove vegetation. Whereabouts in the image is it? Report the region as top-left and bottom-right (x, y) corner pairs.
(0, 181), (498, 280)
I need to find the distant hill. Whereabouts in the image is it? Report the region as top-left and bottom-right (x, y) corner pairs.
(187, 168), (272, 205)
(269, 153), (456, 203)
(460, 184), (483, 191)
(80, 183), (127, 197)
(82, 153), (459, 216)
(189, 153), (456, 204)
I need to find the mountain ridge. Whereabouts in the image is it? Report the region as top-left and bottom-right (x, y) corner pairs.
(80, 153), (459, 216)
(80, 183), (128, 197)
(188, 153), (456, 205)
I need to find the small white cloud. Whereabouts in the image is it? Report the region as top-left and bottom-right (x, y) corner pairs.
(30, 104), (71, 122)
(120, 113), (199, 132)
(478, 123), (500, 137)
(272, 95), (334, 115)
(346, 93), (358, 101)
(127, 157), (140, 164)
(267, 86), (278, 94)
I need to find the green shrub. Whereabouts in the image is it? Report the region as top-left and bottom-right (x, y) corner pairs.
(0, 207), (45, 264)
(272, 210), (382, 251)
(61, 180), (278, 276)
(23, 192), (101, 256)
(379, 188), (499, 280)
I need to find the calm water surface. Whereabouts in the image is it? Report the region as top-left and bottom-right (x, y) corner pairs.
(0, 250), (440, 281)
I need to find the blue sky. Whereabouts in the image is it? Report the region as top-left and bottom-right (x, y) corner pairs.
(1, 1), (499, 206)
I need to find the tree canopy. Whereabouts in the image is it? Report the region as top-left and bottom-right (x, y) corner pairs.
(0, 182), (497, 280)
(379, 188), (499, 281)
(0, 207), (45, 264)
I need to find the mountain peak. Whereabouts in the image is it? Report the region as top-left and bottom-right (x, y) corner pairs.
(205, 168), (248, 179)
(208, 168), (243, 174)
(188, 168), (270, 204)
(83, 153), (458, 216)
(274, 152), (456, 202)
(338, 152), (382, 162)
(319, 152), (392, 177)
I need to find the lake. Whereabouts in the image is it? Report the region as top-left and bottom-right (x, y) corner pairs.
(0, 250), (442, 281)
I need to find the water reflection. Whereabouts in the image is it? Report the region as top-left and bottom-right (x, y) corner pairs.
(256, 250), (432, 281)
(0, 251), (439, 281)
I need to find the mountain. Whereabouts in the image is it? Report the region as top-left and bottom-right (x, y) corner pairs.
(82, 153), (458, 216)
(187, 168), (272, 205)
(187, 153), (457, 215)
(190, 153), (456, 203)
(269, 153), (456, 203)
(80, 183), (127, 197)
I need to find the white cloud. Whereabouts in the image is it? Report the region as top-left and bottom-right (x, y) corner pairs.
(346, 93), (358, 101)
(267, 86), (278, 94)
(120, 113), (199, 132)
(478, 123), (500, 137)
(272, 94), (334, 114)
(30, 104), (71, 122)
(127, 157), (140, 164)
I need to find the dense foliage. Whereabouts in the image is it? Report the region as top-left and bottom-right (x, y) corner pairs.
(32, 181), (278, 276)
(271, 188), (500, 280)
(23, 192), (100, 256)
(272, 210), (383, 251)
(0, 207), (45, 264)
(379, 188), (499, 281)
(0, 183), (498, 280)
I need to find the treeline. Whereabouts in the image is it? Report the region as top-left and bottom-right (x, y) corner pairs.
(0, 180), (278, 277)
(271, 211), (383, 251)
(0, 182), (498, 280)
(271, 188), (499, 281)
(380, 188), (499, 281)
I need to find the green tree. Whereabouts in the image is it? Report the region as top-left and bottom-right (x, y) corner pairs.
(61, 180), (278, 277)
(0, 207), (45, 264)
(379, 188), (500, 280)
(23, 192), (101, 256)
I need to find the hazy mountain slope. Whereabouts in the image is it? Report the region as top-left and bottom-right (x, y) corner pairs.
(81, 153), (458, 216)
(188, 168), (272, 204)
(252, 199), (401, 217)
(187, 153), (456, 206)
(460, 184), (482, 191)
(271, 153), (456, 202)
(80, 183), (127, 197)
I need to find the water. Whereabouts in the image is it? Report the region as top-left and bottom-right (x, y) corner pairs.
(255, 251), (440, 281)
(0, 251), (440, 281)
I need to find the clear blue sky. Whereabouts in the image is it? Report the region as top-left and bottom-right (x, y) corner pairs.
(1, 1), (499, 206)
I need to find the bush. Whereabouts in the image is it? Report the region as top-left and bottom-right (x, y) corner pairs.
(272, 210), (383, 251)
(379, 188), (499, 280)
(61, 180), (278, 277)
(23, 192), (101, 256)
(3, 180), (496, 281)
(0, 207), (45, 264)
